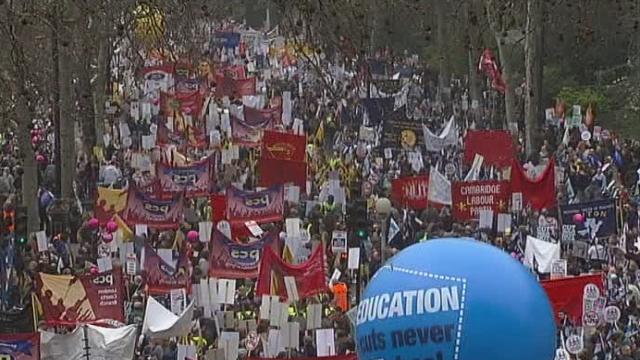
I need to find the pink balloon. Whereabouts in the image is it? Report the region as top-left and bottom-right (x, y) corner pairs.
(187, 230), (199, 242)
(89, 266), (99, 275)
(35, 154), (45, 162)
(106, 221), (118, 233)
(31, 136), (39, 144)
(102, 232), (113, 243)
(573, 213), (584, 224)
(87, 218), (100, 229)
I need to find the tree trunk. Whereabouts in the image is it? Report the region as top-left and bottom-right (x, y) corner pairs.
(524, 0), (544, 157)
(466, 0), (482, 106)
(78, 20), (96, 155)
(496, 39), (517, 130)
(435, 0), (450, 101)
(58, 0), (76, 200)
(93, 19), (109, 147)
(15, 96), (40, 235)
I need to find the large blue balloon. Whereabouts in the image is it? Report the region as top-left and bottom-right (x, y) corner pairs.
(356, 238), (556, 360)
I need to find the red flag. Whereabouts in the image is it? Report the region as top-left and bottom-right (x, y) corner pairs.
(451, 180), (510, 221)
(209, 194), (227, 223)
(478, 48), (506, 93)
(256, 243), (328, 301)
(541, 273), (604, 325)
(215, 75), (256, 98)
(464, 130), (514, 168)
(261, 130), (306, 162)
(510, 158), (556, 211)
(391, 176), (430, 210)
(258, 158), (307, 191)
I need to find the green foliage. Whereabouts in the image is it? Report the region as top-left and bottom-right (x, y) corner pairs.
(556, 86), (609, 113)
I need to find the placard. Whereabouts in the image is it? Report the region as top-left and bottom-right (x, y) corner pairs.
(550, 259), (567, 280)
(135, 224), (148, 237)
(331, 231), (347, 253)
(478, 209), (494, 230)
(512, 192), (523, 211)
(315, 329), (336, 357)
(603, 306), (621, 323)
(565, 334), (583, 355)
(35, 231), (48, 252)
(348, 248), (360, 270)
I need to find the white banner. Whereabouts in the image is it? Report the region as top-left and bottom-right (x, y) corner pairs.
(142, 296), (195, 339)
(524, 235), (561, 273)
(423, 116), (458, 152)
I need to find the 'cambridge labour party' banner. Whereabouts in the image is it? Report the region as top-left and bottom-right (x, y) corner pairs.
(452, 181), (510, 221)
(208, 230), (279, 279)
(391, 176), (429, 210)
(35, 269), (125, 325)
(157, 156), (213, 198)
(560, 199), (617, 241)
(0, 333), (39, 360)
(226, 185), (284, 224)
(123, 188), (184, 229)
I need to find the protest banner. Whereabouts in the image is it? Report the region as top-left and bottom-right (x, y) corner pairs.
(215, 76), (256, 98)
(211, 31), (241, 48)
(360, 98), (394, 126)
(94, 187), (127, 225)
(208, 230), (280, 279)
(381, 106), (424, 149)
(510, 158), (556, 211)
(142, 244), (191, 293)
(463, 130), (514, 167)
(256, 244), (328, 301)
(541, 274), (604, 325)
(391, 176), (429, 210)
(261, 130), (306, 162)
(451, 180), (510, 221)
(258, 158), (307, 191)
(231, 106), (281, 146)
(226, 185), (284, 225)
(157, 156), (214, 198)
(0, 333), (39, 360)
(161, 90), (204, 119)
(560, 199), (617, 240)
(34, 269), (125, 325)
(122, 188), (184, 229)
(422, 116), (458, 152)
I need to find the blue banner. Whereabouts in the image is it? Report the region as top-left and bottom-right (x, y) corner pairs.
(560, 199), (617, 241)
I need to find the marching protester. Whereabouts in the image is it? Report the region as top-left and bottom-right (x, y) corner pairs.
(0, 13), (637, 360)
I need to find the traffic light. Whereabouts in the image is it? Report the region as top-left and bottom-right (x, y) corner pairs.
(348, 199), (369, 242)
(14, 206), (27, 246)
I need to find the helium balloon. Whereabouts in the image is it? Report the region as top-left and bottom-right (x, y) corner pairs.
(573, 213), (584, 224)
(35, 154), (45, 162)
(102, 232), (113, 243)
(356, 238), (556, 360)
(187, 230), (199, 243)
(106, 221), (118, 233)
(87, 218), (100, 230)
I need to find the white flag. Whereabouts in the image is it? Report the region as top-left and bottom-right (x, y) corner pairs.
(427, 166), (452, 205)
(464, 154), (484, 181)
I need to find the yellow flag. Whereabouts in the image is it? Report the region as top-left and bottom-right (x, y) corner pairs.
(96, 187), (127, 213)
(113, 214), (133, 241)
(315, 120), (325, 144)
(282, 244), (294, 264)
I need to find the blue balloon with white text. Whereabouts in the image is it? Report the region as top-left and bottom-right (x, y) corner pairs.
(356, 238), (556, 360)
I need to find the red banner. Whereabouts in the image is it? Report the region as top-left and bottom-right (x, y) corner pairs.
(256, 243), (328, 301)
(210, 194), (227, 223)
(215, 65), (246, 79)
(261, 130), (306, 162)
(143, 243), (191, 292)
(157, 156), (214, 199)
(231, 106), (281, 147)
(35, 269), (125, 325)
(391, 176), (429, 210)
(226, 185), (284, 225)
(258, 158), (307, 191)
(510, 158), (556, 211)
(464, 130), (514, 167)
(452, 180), (510, 221)
(215, 76), (256, 98)
(541, 273), (604, 325)
(123, 189), (184, 229)
(0, 333), (39, 360)
(161, 90), (204, 118)
(208, 231), (280, 279)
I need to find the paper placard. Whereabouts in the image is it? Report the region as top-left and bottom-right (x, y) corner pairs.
(135, 224), (148, 237)
(141, 135), (156, 150)
(285, 218), (301, 238)
(283, 276), (299, 301)
(285, 185), (301, 203)
(315, 329), (336, 357)
(199, 221), (213, 242)
(384, 148), (393, 159)
(97, 257), (112, 273)
(218, 332), (240, 360)
(347, 248), (360, 270)
(331, 231), (347, 253)
(245, 221), (264, 237)
(511, 192), (523, 212)
(330, 269), (341, 284)
(496, 213), (512, 233)
(200, 278), (212, 307)
(217, 221), (232, 240)
(306, 304), (322, 330)
(170, 288), (186, 315)
(125, 253), (137, 275)
(35, 231), (48, 252)
(269, 299), (284, 327)
(260, 295), (271, 320)
(603, 306), (621, 323)
(550, 259), (567, 280)
(266, 329), (285, 358)
(283, 322), (300, 349)
(210, 277), (223, 304)
(478, 209), (494, 230)
(177, 344), (197, 360)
